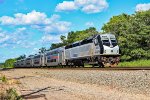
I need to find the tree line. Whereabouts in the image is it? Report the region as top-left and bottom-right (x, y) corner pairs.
(50, 10), (150, 61)
(1, 10), (149, 68)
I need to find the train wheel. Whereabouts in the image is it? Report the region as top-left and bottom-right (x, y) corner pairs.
(98, 62), (104, 68)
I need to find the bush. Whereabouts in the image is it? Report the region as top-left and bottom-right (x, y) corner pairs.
(0, 88), (22, 100)
(4, 59), (16, 68)
(0, 76), (8, 83)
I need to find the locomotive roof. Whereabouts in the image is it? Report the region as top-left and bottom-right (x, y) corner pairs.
(65, 33), (113, 47)
(100, 33), (115, 37)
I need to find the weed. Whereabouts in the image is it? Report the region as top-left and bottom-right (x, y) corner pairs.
(0, 88), (22, 100)
(0, 76), (8, 83)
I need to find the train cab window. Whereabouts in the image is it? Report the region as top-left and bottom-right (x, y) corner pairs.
(102, 39), (110, 46)
(111, 39), (117, 46)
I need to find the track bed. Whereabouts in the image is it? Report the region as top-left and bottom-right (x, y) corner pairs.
(1, 68), (150, 100)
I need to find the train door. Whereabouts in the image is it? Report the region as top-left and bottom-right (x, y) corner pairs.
(59, 50), (65, 65)
(41, 55), (45, 66)
(59, 51), (62, 64)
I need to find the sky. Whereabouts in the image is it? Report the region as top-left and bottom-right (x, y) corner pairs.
(0, 0), (150, 63)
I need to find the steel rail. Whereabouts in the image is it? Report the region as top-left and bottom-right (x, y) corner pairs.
(12, 67), (150, 70)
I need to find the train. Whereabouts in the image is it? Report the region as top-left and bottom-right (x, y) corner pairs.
(14, 33), (120, 68)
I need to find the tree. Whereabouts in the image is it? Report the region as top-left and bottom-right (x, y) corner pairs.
(4, 59), (16, 68)
(102, 10), (150, 61)
(49, 27), (99, 50)
(16, 54), (26, 60)
(39, 47), (46, 54)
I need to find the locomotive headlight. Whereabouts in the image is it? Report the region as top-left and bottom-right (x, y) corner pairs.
(111, 50), (113, 53)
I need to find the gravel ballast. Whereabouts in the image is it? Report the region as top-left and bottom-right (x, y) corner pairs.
(1, 69), (150, 100)
(36, 69), (150, 95)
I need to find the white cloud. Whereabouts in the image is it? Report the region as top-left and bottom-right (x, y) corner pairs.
(0, 27), (37, 48)
(30, 48), (39, 54)
(16, 27), (26, 32)
(136, 3), (150, 11)
(0, 10), (47, 25)
(56, 1), (78, 11)
(0, 43), (9, 48)
(43, 22), (71, 33)
(85, 22), (94, 27)
(0, 32), (10, 43)
(0, 10), (71, 33)
(41, 34), (61, 43)
(55, 0), (108, 14)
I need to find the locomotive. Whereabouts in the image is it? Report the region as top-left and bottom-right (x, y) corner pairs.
(14, 33), (120, 68)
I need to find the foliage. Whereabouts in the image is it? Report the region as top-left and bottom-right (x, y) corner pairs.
(118, 60), (150, 67)
(0, 63), (4, 68)
(39, 47), (46, 54)
(0, 76), (8, 83)
(0, 88), (22, 100)
(3, 59), (16, 68)
(102, 10), (150, 61)
(50, 27), (99, 50)
(16, 54), (26, 60)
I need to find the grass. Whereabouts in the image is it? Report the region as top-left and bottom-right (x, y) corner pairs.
(0, 76), (8, 83)
(0, 88), (22, 100)
(0, 75), (22, 100)
(118, 60), (150, 67)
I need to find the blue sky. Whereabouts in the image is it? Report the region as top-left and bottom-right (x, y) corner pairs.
(0, 0), (150, 62)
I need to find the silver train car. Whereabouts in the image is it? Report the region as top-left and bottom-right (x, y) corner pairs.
(24, 56), (34, 67)
(15, 33), (120, 68)
(32, 54), (44, 67)
(20, 59), (25, 67)
(44, 47), (65, 66)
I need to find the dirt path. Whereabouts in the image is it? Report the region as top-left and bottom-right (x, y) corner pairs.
(1, 69), (150, 100)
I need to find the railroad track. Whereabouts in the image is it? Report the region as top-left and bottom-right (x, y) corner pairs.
(11, 67), (150, 70)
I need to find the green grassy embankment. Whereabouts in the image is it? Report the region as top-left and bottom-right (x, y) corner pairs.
(118, 60), (150, 67)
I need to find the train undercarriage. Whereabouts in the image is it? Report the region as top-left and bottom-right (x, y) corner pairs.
(65, 55), (120, 68)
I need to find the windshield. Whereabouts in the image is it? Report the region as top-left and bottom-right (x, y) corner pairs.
(110, 38), (117, 47)
(102, 38), (110, 46)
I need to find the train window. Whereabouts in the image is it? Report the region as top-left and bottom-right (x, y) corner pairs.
(34, 61), (39, 64)
(53, 59), (56, 62)
(111, 40), (116, 42)
(111, 39), (117, 46)
(47, 59), (56, 62)
(72, 42), (80, 47)
(34, 55), (40, 58)
(102, 39), (110, 46)
(26, 58), (31, 60)
(46, 52), (51, 56)
(81, 39), (92, 45)
(65, 45), (72, 49)
(87, 39), (93, 43)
